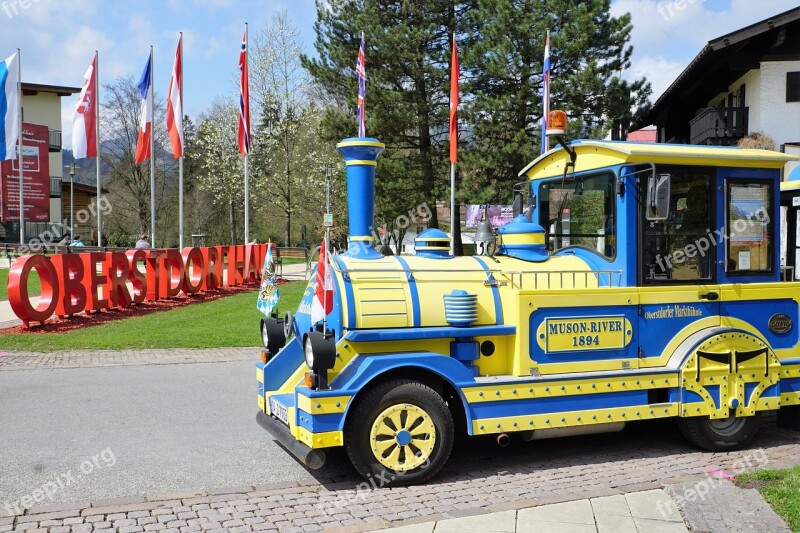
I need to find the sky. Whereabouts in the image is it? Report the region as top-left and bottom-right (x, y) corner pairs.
(1, 0), (798, 147)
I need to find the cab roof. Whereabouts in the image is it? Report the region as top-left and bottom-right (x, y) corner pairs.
(520, 140), (798, 181)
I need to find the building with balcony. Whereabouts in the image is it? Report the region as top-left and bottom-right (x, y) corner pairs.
(633, 7), (800, 177)
(0, 82), (80, 243)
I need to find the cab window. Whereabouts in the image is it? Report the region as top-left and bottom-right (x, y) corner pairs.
(641, 167), (714, 283)
(539, 172), (616, 260)
(726, 180), (773, 274)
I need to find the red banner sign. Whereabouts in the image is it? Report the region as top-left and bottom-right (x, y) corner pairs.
(7, 244), (274, 327)
(0, 123), (51, 222)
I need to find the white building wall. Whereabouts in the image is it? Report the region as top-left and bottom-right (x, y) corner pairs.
(760, 61), (800, 149)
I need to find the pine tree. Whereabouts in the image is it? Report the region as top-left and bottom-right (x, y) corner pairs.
(461, 0), (650, 203)
(303, 0), (459, 231)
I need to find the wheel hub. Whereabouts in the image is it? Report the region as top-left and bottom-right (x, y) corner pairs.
(369, 403), (436, 472)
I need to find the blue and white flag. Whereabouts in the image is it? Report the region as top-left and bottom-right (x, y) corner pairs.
(0, 52), (19, 161)
(257, 245), (280, 317)
(540, 31), (551, 155)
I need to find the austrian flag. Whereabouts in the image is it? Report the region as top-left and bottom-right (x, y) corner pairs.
(310, 241), (334, 324)
(166, 36), (183, 159)
(72, 54), (97, 160)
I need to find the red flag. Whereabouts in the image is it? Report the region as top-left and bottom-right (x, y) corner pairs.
(311, 241), (333, 323)
(166, 35), (184, 159)
(72, 53), (97, 159)
(356, 32), (366, 137)
(237, 25), (250, 157)
(449, 36), (459, 164)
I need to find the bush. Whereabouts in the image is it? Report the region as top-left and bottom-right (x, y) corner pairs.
(738, 132), (776, 151)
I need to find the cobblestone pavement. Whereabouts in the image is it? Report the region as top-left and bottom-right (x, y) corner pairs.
(0, 348), (255, 371)
(666, 478), (790, 533)
(2, 415), (797, 532)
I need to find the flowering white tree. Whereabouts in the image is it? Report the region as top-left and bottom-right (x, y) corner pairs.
(250, 10), (336, 247)
(195, 98), (245, 245)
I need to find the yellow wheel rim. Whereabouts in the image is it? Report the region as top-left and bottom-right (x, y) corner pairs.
(369, 403), (436, 472)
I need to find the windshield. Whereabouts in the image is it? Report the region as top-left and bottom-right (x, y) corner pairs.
(538, 172), (617, 260)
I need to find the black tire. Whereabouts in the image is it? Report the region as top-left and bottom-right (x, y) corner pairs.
(678, 413), (761, 451)
(344, 379), (454, 486)
(777, 406), (800, 431)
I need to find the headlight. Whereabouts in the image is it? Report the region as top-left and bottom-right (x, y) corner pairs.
(304, 335), (315, 368)
(261, 318), (286, 353)
(303, 332), (336, 372)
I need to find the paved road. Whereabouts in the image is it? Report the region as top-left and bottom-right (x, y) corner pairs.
(2, 355), (800, 531)
(0, 361), (348, 506)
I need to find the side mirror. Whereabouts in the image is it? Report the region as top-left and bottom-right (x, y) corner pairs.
(512, 193), (524, 218)
(646, 173), (671, 221)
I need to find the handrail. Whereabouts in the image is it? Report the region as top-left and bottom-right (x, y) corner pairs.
(502, 270), (623, 289)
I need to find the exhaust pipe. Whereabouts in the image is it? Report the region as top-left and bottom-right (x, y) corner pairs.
(496, 433), (510, 447)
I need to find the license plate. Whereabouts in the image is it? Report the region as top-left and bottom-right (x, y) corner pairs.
(269, 397), (289, 425)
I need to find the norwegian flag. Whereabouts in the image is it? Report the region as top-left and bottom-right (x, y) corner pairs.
(237, 25), (250, 157)
(310, 241), (334, 324)
(356, 32), (366, 138)
(540, 30), (551, 155)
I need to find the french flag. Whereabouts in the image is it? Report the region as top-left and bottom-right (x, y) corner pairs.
(72, 54), (97, 160)
(134, 53), (153, 164)
(0, 52), (19, 161)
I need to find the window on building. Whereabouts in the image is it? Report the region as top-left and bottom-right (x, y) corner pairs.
(788, 72), (800, 103)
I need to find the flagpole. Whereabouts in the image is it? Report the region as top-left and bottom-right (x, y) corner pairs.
(149, 45), (155, 247)
(542, 30), (550, 155)
(243, 22), (250, 245)
(95, 51), (102, 247)
(178, 33), (184, 249)
(449, 36), (458, 255)
(16, 48), (23, 244)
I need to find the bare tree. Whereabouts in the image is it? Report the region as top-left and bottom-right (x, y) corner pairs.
(100, 77), (175, 245)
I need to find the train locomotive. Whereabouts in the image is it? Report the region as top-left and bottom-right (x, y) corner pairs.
(256, 129), (800, 485)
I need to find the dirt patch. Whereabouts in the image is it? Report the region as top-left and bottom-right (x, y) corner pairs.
(734, 477), (771, 490)
(1, 278), (290, 335)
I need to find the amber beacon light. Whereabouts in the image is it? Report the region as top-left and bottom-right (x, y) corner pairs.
(546, 110), (567, 136)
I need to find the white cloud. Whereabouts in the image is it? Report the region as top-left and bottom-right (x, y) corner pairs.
(612, 0), (800, 103)
(628, 56), (686, 101)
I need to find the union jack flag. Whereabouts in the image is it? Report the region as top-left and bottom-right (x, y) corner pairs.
(237, 25), (250, 157)
(356, 32), (366, 138)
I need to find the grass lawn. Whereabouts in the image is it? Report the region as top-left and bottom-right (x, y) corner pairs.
(739, 465), (800, 531)
(0, 280), (307, 351)
(0, 269), (40, 301)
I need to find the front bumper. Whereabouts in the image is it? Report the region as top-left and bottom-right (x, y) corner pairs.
(255, 411), (326, 469)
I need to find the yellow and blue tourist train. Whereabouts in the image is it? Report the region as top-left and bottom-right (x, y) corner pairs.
(256, 129), (800, 485)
